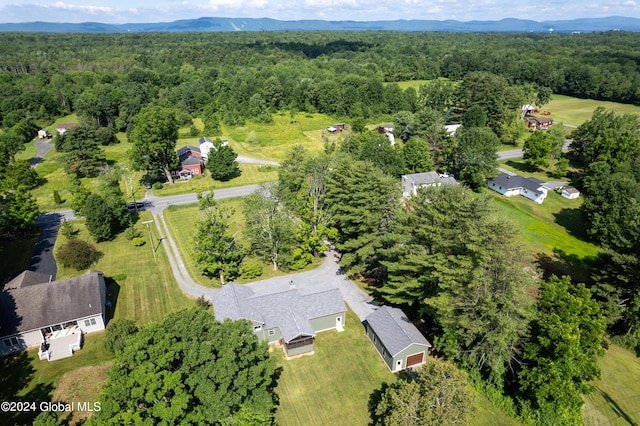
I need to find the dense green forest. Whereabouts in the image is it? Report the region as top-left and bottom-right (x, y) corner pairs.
(2, 30), (640, 425)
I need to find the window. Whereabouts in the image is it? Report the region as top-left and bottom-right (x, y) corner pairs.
(253, 325), (262, 332)
(268, 329), (276, 336)
(3, 337), (18, 347)
(84, 318), (97, 327)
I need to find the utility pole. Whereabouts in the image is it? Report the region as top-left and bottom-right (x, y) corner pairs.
(142, 220), (156, 261)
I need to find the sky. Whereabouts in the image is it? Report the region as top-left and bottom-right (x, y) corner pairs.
(0, 0), (639, 24)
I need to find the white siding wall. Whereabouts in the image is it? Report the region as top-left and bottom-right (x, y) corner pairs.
(77, 315), (105, 333)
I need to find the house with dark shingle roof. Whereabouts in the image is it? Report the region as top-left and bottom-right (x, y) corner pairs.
(364, 306), (431, 372)
(401, 171), (458, 198)
(212, 282), (346, 358)
(487, 172), (548, 204)
(171, 145), (204, 180)
(0, 270), (107, 361)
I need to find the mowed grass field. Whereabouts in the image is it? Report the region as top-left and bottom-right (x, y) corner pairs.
(55, 210), (193, 324)
(584, 345), (640, 425)
(545, 94), (640, 127)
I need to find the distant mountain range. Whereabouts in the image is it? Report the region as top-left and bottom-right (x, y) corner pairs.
(1, 16), (640, 33)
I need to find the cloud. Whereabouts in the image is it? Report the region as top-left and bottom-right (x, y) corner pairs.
(49, 1), (114, 14)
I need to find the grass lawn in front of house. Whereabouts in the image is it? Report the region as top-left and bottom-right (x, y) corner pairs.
(54, 210), (193, 324)
(544, 94), (640, 127)
(583, 344), (640, 425)
(163, 200), (322, 287)
(488, 189), (598, 280)
(152, 163), (278, 197)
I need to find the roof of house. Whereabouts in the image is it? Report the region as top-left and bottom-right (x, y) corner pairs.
(488, 173), (546, 193)
(177, 145), (201, 157)
(0, 270), (105, 337)
(403, 172), (458, 187)
(365, 306), (431, 356)
(563, 187), (580, 194)
(212, 282), (346, 343)
(198, 137), (213, 145)
(4, 271), (51, 290)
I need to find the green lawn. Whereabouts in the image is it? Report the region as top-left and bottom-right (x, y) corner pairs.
(584, 345), (640, 425)
(153, 163), (278, 197)
(55, 211), (193, 324)
(545, 94), (640, 127)
(273, 309), (519, 426)
(488, 190), (599, 281)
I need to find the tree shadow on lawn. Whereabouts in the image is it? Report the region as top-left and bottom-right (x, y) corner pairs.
(553, 207), (590, 240)
(598, 389), (638, 426)
(503, 160), (540, 175)
(0, 352), (55, 425)
(535, 250), (596, 282)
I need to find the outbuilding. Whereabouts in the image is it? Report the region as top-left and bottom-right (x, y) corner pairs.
(364, 306), (431, 372)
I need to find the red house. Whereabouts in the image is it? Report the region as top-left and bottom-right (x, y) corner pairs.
(171, 146), (204, 180)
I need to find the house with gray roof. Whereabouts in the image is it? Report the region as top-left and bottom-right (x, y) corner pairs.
(487, 172), (548, 204)
(0, 270), (107, 361)
(212, 282), (346, 358)
(401, 171), (458, 198)
(364, 306), (431, 372)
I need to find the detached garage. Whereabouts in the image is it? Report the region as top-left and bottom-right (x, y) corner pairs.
(364, 306), (431, 372)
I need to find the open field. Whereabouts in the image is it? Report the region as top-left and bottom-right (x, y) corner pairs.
(544, 94), (640, 127)
(153, 163), (278, 196)
(584, 345), (640, 425)
(488, 189), (599, 281)
(273, 309), (519, 426)
(55, 211), (193, 324)
(52, 362), (111, 425)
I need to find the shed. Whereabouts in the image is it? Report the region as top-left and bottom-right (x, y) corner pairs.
(561, 187), (580, 199)
(364, 306), (431, 372)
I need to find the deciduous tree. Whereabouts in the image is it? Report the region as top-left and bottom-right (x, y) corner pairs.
(451, 127), (499, 190)
(523, 130), (553, 170)
(207, 140), (240, 182)
(129, 106), (179, 184)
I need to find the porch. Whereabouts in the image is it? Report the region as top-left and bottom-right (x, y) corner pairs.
(38, 325), (83, 362)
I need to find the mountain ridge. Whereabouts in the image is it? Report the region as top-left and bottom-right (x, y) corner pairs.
(1, 16), (639, 33)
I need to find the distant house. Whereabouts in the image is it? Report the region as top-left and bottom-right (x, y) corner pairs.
(212, 282), (346, 358)
(526, 117), (554, 131)
(444, 124), (461, 136)
(401, 172), (458, 198)
(487, 173), (548, 204)
(55, 123), (77, 135)
(37, 128), (51, 139)
(521, 104), (539, 115)
(561, 187), (580, 199)
(171, 145), (204, 180)
(198, 137), (229, 161)
(364, 306), (432, 372)
(327, 124), (345, 133)
(0, 270), (107, 361)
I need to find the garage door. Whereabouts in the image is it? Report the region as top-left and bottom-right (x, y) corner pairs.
(406, 352), (424, 367)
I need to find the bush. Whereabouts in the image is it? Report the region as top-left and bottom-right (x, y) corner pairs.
(152, 181), (163, 190)
(59, 219), (79, 239)
(240, 260), (263, 279)
(131, 237), (145, 246)
(105, 318), (138, 354)
(53, 190), (62, 204)
(56, 239), (102, 270)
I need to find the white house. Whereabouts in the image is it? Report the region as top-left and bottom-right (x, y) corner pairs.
(487, 173), (548, 204)
(401, 172), (458, 198)
(55, 123), (77, 135)
(0, 270), (107, 361)
(198, 137), (229, 161)
(444, 124), (461, 136)
(562, 187), (580, 199)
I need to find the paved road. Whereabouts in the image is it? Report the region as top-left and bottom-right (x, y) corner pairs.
(497, 140), (572, 161)
(30, 138), (55, 168)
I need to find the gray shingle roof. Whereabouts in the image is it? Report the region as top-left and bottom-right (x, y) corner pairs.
(4, 271), (51, 290)
(0, 270), (105, 337)
(488, 173), (545, 193)
(177, 145), (201, 157)
(365, 306), (431, 356)
(212, 283), (346, 343)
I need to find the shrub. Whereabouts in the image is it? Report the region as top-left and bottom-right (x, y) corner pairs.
(53, 190), (62, 204)
(105, 319), (138, 354)
(131, 237), (145, 246)
(152, 181), (163, 190)
(59, 219), (79, 239)
(195, 295), (211, 308)
(56, 239), (102, 270)
(240, 260), (263, 279)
